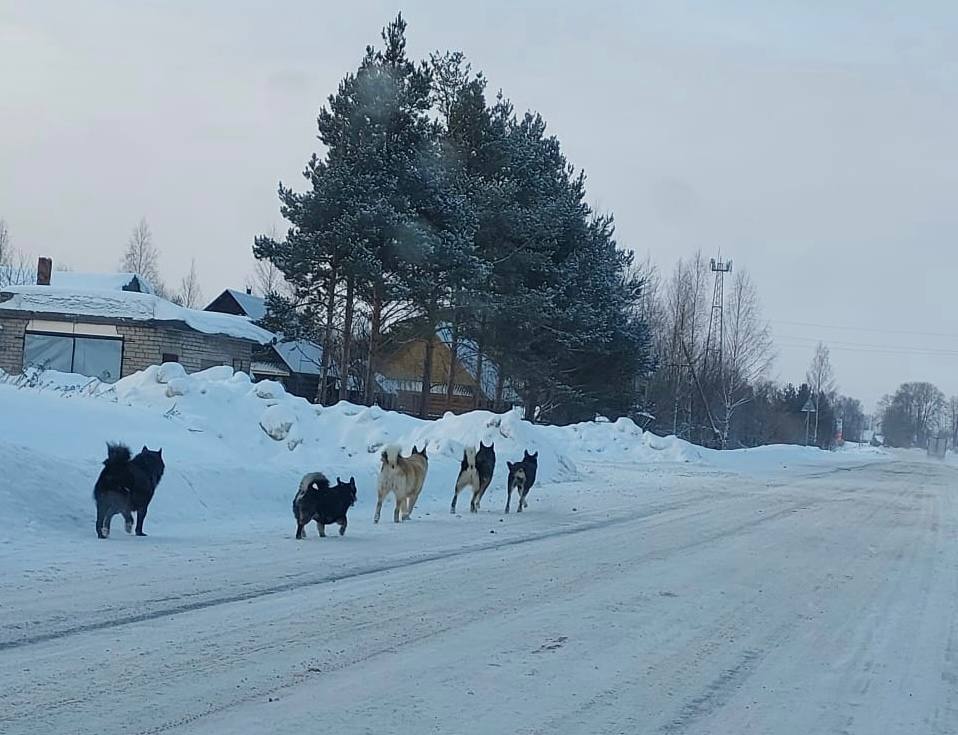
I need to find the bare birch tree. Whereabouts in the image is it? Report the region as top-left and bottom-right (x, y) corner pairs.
(173, 259), (203, 308)
(718, 269), (775, 447)
(806, 342), (836, 445)
(120, 218), (167, 297)
(0, 219), (32, 286)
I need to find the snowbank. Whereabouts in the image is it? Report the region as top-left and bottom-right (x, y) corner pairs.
(0, 364), (888, 538)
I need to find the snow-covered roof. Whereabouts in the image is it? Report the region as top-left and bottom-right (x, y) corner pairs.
(223, 289), (267, 321)
(53, 272), (154, 294)
(206, 289), (329, 377)
(273, 340), (326, 376)
(0, 285), (274, 344)
(0, 268), (154, 294)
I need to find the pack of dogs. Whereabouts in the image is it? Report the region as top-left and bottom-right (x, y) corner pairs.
(92, 440), (540, 540)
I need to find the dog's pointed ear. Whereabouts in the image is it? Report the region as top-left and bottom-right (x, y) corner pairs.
(411, 445), (418, 454)
(142, 445), (148, 453)
(507, 461), (515, 470)
(337, 476), (341, 484)
(349, 476), (356, 487)
(158, 448), (163, 457)
(532, 451), (538, 458)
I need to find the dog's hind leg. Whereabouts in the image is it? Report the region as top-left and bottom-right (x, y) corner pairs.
(295, 521), (306, 540)
(393, 494), (403, 523)
(122, 508), (134, 534)
(134, 506), (148, 536)
(374, 489), (386, 524)
(517, 491), (527, 512)
(404, 488), (422, 520)
(316, 520), (326, 538)
(101, 510), (114, 538)
(475, 479), (492, 510)
(504, 485), (512, 514)
(339, 517), (347, 536)
(451, 473), (470, 514)
(95, 503), (109, 539)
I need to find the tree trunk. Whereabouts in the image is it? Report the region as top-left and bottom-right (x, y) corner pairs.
(813, 391), (821, 446)
(364, 284), (383, 405)
(476, 349), (487, 410)
(419, 316), (436, 419)
(445, 321), (459, 412)
(317, 265), (337, 405)
(523, 387), (537, 422)
(494, 356), (505, 410)
(338, 275), (355, 402)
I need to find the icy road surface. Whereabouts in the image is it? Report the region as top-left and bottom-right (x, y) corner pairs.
(3, 457), (957, 735)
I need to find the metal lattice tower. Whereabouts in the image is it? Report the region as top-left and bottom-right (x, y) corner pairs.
(704, 256), (732, 374)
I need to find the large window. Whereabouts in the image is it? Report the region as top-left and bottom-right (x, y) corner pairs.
(23, 330), (123, 383)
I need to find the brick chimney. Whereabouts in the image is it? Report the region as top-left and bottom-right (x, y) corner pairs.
(36, 257), (52, 286)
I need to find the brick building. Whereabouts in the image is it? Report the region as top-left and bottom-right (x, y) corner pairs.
(0, 267), (272, 383)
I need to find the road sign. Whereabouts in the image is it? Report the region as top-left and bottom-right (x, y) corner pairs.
(801, 398), (816, 413)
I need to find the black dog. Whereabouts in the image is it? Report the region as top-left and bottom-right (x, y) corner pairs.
(450, 441), (497, 514)
(93, 443), (165, 539)
(505, 450), (538, 513)
(476, 441), (496, 503)
(293, 473), (357, 539)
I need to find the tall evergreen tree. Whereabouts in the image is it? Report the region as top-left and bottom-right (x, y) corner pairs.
(255, 13), (435, 403)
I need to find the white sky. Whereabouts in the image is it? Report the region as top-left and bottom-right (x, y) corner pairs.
(1, 1), (956, 409)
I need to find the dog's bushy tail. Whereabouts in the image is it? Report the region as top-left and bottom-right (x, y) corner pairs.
(298, 472), (329, 496)
(104, 442), (132, 467)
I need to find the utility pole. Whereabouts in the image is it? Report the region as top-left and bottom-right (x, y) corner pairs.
(802, 397), (816, 447)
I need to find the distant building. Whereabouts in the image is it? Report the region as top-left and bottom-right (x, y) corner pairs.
(0, 260), (272, 383)
(376, 325), (516, 417)
(204, 288), (335, 402)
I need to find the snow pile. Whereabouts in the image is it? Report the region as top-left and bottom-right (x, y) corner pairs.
(543, 416), (703, 464)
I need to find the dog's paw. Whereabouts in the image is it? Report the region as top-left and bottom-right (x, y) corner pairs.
(135, 531), (147, 537)
(124, 521), (133, 534)
(99, 527), (110, 538)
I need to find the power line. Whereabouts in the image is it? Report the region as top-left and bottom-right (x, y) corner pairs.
(771, 318), (958, 341)
(776, 341), (958, 358)
(777, 333), (958, 354)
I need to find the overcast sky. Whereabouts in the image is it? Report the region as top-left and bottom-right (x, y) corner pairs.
(1, 1), (956, 409)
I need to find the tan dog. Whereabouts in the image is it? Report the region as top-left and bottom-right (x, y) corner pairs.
(374, 445), (428, 523)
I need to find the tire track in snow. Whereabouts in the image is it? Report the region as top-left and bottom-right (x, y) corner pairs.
(0, 494), (720, 651)
(3, 486), (818, 652)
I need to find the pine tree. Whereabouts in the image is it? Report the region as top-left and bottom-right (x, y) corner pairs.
(255, 14), (435, 404)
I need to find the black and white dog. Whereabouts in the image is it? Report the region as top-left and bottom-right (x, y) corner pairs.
(293, 473), (357, 539)
(93, 443), (165, 538)
(450, 441), (496, 514)
(505, 450), (538, 513)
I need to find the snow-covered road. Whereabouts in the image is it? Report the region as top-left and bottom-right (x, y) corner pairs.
(4, 456), (957, 735)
